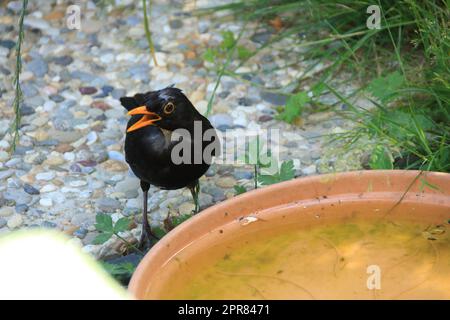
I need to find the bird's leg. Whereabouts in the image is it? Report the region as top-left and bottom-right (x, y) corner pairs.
(188, 180), (200, 214)
(138, 181), (158, 249)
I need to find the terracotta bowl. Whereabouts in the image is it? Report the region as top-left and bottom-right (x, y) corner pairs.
(129, 170), (450, 299)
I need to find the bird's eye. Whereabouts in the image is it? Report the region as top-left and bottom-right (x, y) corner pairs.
(163, 102), (175, 114)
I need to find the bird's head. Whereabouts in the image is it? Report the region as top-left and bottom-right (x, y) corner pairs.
(120, 87), (201, 133)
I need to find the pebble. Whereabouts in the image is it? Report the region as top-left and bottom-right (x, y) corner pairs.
(209, 113), (233, 129)
(79, 86), (98, 95)
(302, 164), (317, 176)
(39, 198), (53, 207)
(7, 214), (23, 229)
(41, 221), (57, 229)
(215, 177), (237, 189)
(26, 56), (48, 78)
(3, 189), (32, 205)
(260, 91), (288, 105)
(0, 207), (15, 217)
(36, 172), (56, 181)
(0, 218), (6, 229)
(24, 184), (40, 195)
(40, 184), (57, 193)
(53, 55), (73, 66)
(179, 202), (195, 214)
(97, 197), (121, 212)
(15, 204), (29, 214)
(71, 181), (88, 189)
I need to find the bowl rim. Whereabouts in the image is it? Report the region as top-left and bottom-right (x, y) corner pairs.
(128, 169), (450, 298)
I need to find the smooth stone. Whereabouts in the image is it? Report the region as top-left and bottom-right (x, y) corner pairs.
(7, 1), (22, 13)
(69, 180), (87, 187)
(97, 197), (121, 212)
(302, 164), (317, 175)
(86, 131), (98, 145)
(3, 189), (32, 205)
(0, 207), (15, 217)
(20, 105), (35, 116)
(73, 227), (88, 239)
(233, 170), (253, 180)
(21, 83), (38, 97)
(27, 208), (44, 217)
(115, 177), (140, 196)
(26, 56), (48, 78)
(238, 97), (253, 106)
(199, 194), (213, 208)
(123, 207), (140, 217)
(40, 184), (57, 193)
(209, 113), (233, 128)
(258, 115), (273, 122)
(52, 55), (73, 66)
(202, 185), (226, 202)
(0, 217), (6, 229)
(0, 170), (13, 180)
(111, 88), (126, 100)
(39, 198), (53, 207)
(50, 130), (82, 143)
(41, 221), (57, 228)
(7, 214), (23, 229)
(179, 202), (195, 214)
(49, 94), (65, 102)
(23, 183), (40, 195)
(169, 19), (183, 29)
(107, 150), (125, 162)
(36, 172), (56, 181)
(125, 198), (140, 209)
(215, 177), (237, 189)
(250, 31), (272, 44)
(260, 91), (288, 105)
(24, 16), (50, 31)
(79, 86), (98, 95)
(15, 204), (28, 214)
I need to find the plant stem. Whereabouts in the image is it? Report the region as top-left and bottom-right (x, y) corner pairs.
(142, 0), (158, 66)
(11, 0), (28, 153)
(114, 232), (145, 256)
(205, 21), (248, 117)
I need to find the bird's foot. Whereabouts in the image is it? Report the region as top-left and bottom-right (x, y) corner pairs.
(138, 224), (161, 250)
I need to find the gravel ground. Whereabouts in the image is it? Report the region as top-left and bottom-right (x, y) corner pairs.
(0, 0), (362, 258)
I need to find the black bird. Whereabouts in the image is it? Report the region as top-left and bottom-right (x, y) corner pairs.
(120, 87), (219, 247)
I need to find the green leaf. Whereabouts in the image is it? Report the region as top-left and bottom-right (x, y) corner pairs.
(237, 45), (252, 60)
(258, 160), (296, 185)
(276, 91), (309, 123)
(234, 185), (247, 195)
(94, 213), (113, 233)
(220, 31), (235, 50)
(279, 160), (295, 181)
(369, 145), (393, 169)
(153, 226), (167, 239)
(171, 213), (192, 227)
(258, 174), (280, 186)
(102, 262), (135, 277)
(203, 48), (216, 63)
(92, 232), (113, 245)
(367, 71), (404, 103)
(113, 217), (130, 233)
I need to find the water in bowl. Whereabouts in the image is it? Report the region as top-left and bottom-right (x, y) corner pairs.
(145, 205), (450, 299)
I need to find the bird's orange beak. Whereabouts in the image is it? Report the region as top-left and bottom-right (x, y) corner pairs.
(126, 106), (161, 133)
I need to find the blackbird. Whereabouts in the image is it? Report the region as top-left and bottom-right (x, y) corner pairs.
(120, 86), (218, 247)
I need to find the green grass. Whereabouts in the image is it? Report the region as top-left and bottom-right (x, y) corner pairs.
(10, 0), (28, 153)
(201, 0), (450, 172)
